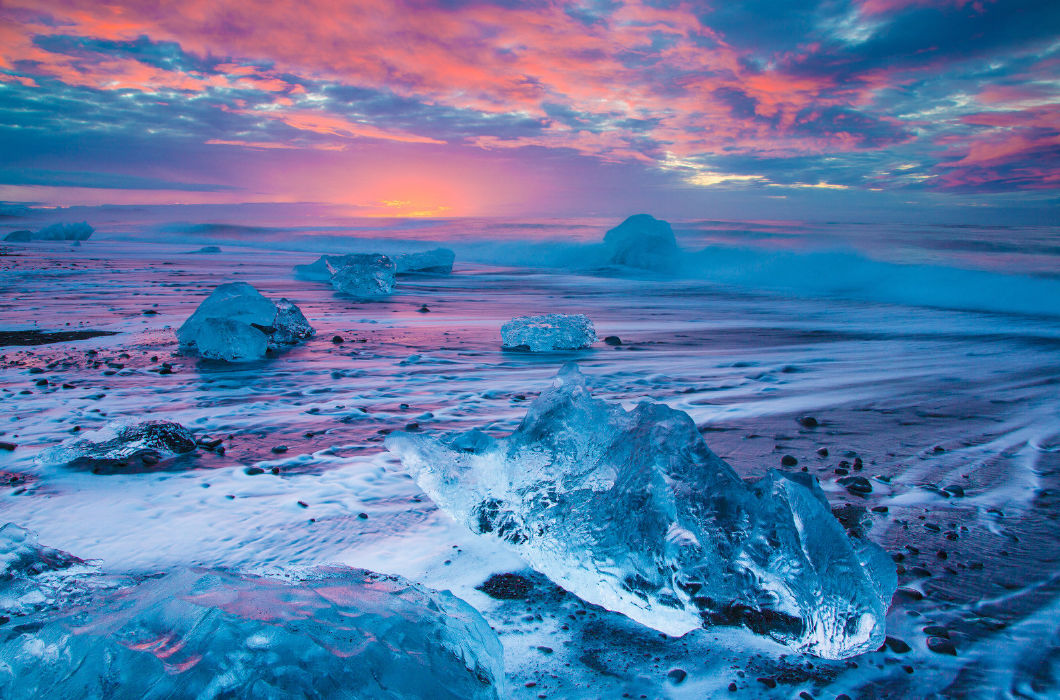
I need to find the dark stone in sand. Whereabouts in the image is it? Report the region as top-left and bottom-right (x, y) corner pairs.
(604, 336), (622, 346)
(780, 454), (798, 466)
(797, 416), (818, 428)
(417, 304), (430, 313)
(0, 442), (15, 451)
(244, 467), (265, 475)
(943, 484), (965, 497)
(478, 572), (533, 600)
(757, 677), (777, 689)
(0, 330), (118, 347)
(816, 447), (828, 456)
(839, 476), (872, 495)
(884, 636), (911, 653)
(271, 445), (288, 454)
(667, 668), (687, 685)
(357, 512), (368, 519)
(926, 637), (957, 655)
(728, 682), (738, 692)
(331, 335), (344, 343)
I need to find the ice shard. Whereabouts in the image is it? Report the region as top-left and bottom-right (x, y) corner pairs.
(603, 214), (679, 271)
(394, 247), (456, 274)
(0, 564), (506, 699)
(177, 281), (314, 361)
(327, 254), (396, 297)
(501, 313), (596, 351)
(386, 364), (896, 659)
(0, 523), (89, 617)
(37, 420), (197, 473)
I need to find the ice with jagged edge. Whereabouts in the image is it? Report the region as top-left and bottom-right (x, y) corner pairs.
(294, 254), (396, 297)
(177, 281), (314, 361)
(0, 536), (505, 699)
(501, 313), (596, 351)
(386, 364), (896, 659)
(395, 247), (455, 274)
(37, 420), (196, 472)
(34, 221), (95, 240)
(603, 214), (679, 271)
(0, 523), (96, 618)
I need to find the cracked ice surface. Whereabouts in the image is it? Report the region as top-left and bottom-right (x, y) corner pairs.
(0, 533), (505, 700)
(386, 364), (896, 659)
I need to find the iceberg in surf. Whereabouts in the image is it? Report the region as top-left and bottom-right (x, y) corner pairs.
(386, 364), (896, 659)
(395, 247), (456, 274)
(0, 550), (505, 698)
(294, 254), (396, 298)
(177, 281), (314, 362)
(604, 214), (678, 271)
(34, 222), (94, 241)
(37, 420), (197, 473)
(0, 523), (89, 618)
(501, 313), (596, 351)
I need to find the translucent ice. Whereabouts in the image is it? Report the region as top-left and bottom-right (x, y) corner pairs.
(0, 566), (505, 699)
(0, 523), (89, 617)
(37, 420), (196, 473)
(327, 254), (396, 297)
(603, 214), (679, 270)
(386, 365), (896, 659)
(501, 313), (596, 351)
(177, 281), (314, 361)
(3, 230), (31, 242)
(395, 247), (456, 274)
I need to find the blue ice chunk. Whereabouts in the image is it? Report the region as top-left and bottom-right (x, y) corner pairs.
(501, 313), (596, 351)
(603, 214), (678, 270)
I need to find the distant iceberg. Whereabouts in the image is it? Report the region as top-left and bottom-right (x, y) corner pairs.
(395, 247), (456, 274)
(501, 313), (596, 351)
(387, 364), (896, 659)
(0, 528), (505, 699)
(294, 254), (396, 298)
(603, 214), (678, 271)
(177, 281), (314, 362)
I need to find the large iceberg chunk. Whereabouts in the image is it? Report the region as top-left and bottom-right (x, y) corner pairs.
(0, 523), (89, 618)
(501, 313), (596, 351)
(386, 365), (896, 659)
(603, 214), (678, 270)
(177, 281), (314, 361)
(394, 247), (456, 274)
(37, 420), (197, 473)
(0, 565), (505, 699)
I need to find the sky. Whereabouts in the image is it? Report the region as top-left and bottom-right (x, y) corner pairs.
(1, 0), (1058, 222)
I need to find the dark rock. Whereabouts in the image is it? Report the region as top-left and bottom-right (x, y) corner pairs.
(0, 442), (15, 451)
(604, 336), (622, 346)
(781, 454), (798, 466)
(885, 636), (911, 653)
(477, 573), (533, 600)
(331, 335), (344, 344)
(757, 677), (777, 689)
(417, 305), (431, 313)
(271, 445), (288, 454)
(666, 668), (687, 685)
(943, 484), (965, 497)
(926, 637), (957, 655)
(816, 447), (829, 457)
(797, 416), (818, 428)
(244, 467), (265, 475)
(839, 476), (872, 495)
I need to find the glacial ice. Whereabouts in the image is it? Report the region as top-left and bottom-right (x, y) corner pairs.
(603, 214), (679, 270)
(328, 254), (396, 297)
(177, 281), (314, 361)
(386, 364), (896, 659)
(3, 230), (31, 242)
(0, 523), (89, 618)
(0, 564), (506, 699)
(294, 254), (397, 297)
(33, 222), (95, 241)
(37, 420), (197, 473)
(395, 247), (456, 274)
(501, 313), (596, 351)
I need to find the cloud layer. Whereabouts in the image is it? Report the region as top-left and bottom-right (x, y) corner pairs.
(1, 0), (1057, 216)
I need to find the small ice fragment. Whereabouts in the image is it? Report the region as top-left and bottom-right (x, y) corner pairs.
(192, 245), (221, 253)
(386, 364), (896, 659)
(32, 222), (94, 241)
(327, 254), (396, 297)
(177, 281), (314, 361)
(603, 214), (679, 270)
(394, 247), (456, 274)
(501, 313), (596, 351)
(0, 564), (505, 699)
(37, 420), (197, 472)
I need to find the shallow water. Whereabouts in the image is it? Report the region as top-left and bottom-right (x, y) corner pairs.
(1, 218), (1059, 698)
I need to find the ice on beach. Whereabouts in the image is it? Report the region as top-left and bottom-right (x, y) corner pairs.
(177, 281), (314, 361)
(3, 230), (31, 242)
(37, 420), (197, 473)
(0, 523), (89, 617)
(294, 254), (397, 297)
(0, 564), (506, 700)
(501, 313), (596, 351)
(386, 364), (896, 659)
(394, 247), (456, 274)
(604, 214), (679, 270)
